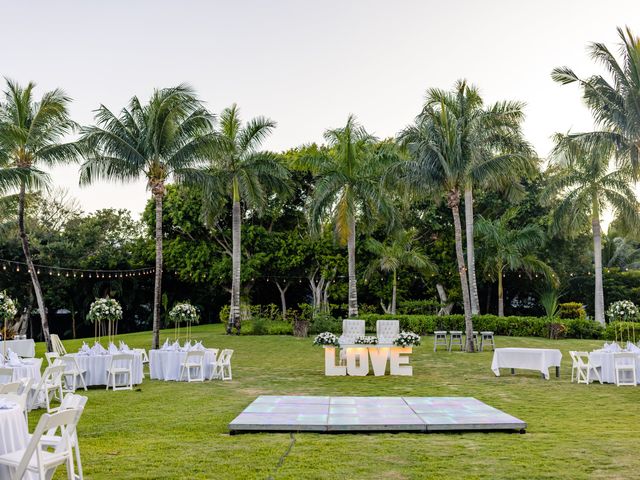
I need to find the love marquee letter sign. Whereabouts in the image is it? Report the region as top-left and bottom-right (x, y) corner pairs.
(323, 346), (413, 376)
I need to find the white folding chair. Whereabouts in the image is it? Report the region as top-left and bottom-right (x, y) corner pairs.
(0, 381), (22, 394)
(574, 351), (602, 384)
(0, 367), (13, 384)
(568, 351), (579, 383)
(50, 334), (68, 356)
(217, 349), (233, 381)
(132, 348), (149, 364)
(179, 351), (205, 382)
(0, 408), (80, 480)
(205, 348), (219, 380)
(106, 353), (134, 391)
(60, 355), (87, 392)
(614, 352), (637, 386)
(30, 364), (65, 412)
(1, 379), (32, 424)
(45, 351), (61, 367)
(376, 320), (400, 345)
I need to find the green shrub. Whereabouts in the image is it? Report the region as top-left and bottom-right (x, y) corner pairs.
(398, 299), (440, 315)
(603, 321), (640, 342)
(268, 322), (293, 335)
(218, 304), (230, 323)
(309, 313), (341, 335)
(250, 317), (269, 335)
(559, 302), (586, 320)
(565, 319), (604, 339)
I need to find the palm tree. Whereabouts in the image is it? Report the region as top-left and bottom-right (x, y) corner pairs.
(79, 85), (216, 349)
(0, 80), (77, 352)
(602, 234), (640, 270)
(302, 115), (395, 318)
(366, 229), (435, 314)
(544, 135), (640, 323)
(203, 104), (290, 334)
(552, 26), (640, 176)
(476, 209), (556, 316)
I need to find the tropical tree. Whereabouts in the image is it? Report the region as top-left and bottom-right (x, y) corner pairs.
(602, 234), (640, 270)
(544, 135), (640, 323)
(552, 26), (640, 177)
(202, 104), (290, 334)
(476, 209), (556, 316)
(0, 80), (77, 351)
(302, 115), (395, 317)
(79, 85), (216, 349)
(365, 229), (435, 314)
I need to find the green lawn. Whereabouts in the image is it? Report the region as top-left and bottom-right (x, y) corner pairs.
(34, 325), (639, 479)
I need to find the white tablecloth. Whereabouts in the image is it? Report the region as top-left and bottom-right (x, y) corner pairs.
(70, 353), (144, 386)
(589, 351), (640, 384)
(0, 358), (42, 384)
(0, 404), (29, 478)
(0, 339), (35, 358)
(491, 348), (562, 380)
(149, 349), (216, 381)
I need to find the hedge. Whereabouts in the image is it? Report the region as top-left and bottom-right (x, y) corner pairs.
(359, 314), (604, 339)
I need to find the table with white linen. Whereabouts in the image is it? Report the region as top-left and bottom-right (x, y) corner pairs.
(0, 339), (35, 358)
(1, 358), (42, 384)
(69, 352), (144, 386)
(589, 350), (640, 384)
(0, 404), (29, 478)
(149, 349), (216, 381)
(491, 348), (562, 380)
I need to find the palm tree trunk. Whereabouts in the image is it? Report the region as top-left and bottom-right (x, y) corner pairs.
(347, 215), (358, 317)
(229, 179), (242, 333)
(152, 192), (163, 350)
(18, 182), (52, 352)
(497, 268), (504, 317)
(448, 190), (475, 352)
(464, 187), (480, 315)
(592, 200), (605, 324)
(391, 269), (397, 315)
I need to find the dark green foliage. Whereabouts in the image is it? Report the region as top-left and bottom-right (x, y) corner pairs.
(308, 313), (341, 335)
(559, 302), (587, 319)
(397, 299), (440, 315)
(603, 321), (640, 342)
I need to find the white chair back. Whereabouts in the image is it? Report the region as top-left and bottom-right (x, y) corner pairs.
(340, 319), (365, 344)
(376, 320), (400, 344)
(0, 381), (22, 394)
(50, 334), (67, 356)
(45, 351), (61, 367)
(0, 367), (13, 384)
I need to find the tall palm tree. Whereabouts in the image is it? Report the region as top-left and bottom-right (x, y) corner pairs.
(366, 229), (435, 314)
(544, 135), (640, 323)
(0, 80), (77, 352)
(302, 115), (395, 317)
(552, 26), (640, 177)
(203, 104), (290, 334)
(476, 209), (556, 316)
(79, 85), (216, 349)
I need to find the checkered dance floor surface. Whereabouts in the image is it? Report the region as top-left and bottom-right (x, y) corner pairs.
(229, 396), (526, 433)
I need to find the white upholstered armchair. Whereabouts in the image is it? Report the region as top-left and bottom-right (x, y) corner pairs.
(338, 319), (366, 346)
(376, 320), (400, 345)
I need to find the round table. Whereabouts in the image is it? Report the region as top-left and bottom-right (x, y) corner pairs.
(0, 403), (29, 478)
(149, 349), (216, 381)
(70, 352), (144, 386)
(589, 350), (640, 384)
(1, 358), (42, 384)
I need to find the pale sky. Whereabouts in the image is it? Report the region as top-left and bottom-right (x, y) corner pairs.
(2, 0), (639, 217)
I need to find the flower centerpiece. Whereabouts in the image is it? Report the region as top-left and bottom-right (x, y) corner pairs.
(354, 335), (378, 345)
(0, 291), (18, 356)
(607, 300), (639, 323)
(313, 332), (339, 346)
(168, 302), (200, 341)
(87, 298), (123, 344)
(394, 331), (421, 347)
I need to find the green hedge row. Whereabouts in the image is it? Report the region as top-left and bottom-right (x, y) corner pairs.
(358, 314), (604, 339)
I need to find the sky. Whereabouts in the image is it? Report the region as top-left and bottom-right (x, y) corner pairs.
(2, 0), (639, 217)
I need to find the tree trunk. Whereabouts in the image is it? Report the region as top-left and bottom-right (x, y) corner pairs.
(71, 305), (76, 339)
(436, 283), (454, 316)
(275, 281), (290, 321)
(229, 179), (242, 333)
(464, 187), (480, 315)
(592, 202), (605, 324)
(347, 216), (358, 317)
(497, 268), (505, 317)
(391, 269), (397, 315)
(448, 190), (475, 352)
(152, 192), (163, 350)
(18, 182), (52, 352)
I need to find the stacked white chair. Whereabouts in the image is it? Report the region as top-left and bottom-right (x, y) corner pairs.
(376, 320), (400, 345)
(614, 352), (637, 386)
(29, 364), (65, 412)
(50, 334), (68, 356)
(179, 351), (205, 382)
(0, 407), (82, 480)
(206, 348), (220, 380)
(106, 353), (134, 391)
(213, 349), (234, 381)
(573, 351), (603, 384)
(60, 355), (88, 392)
(0, 367), (14, 384)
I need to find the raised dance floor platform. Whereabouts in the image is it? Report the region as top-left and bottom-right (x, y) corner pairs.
(229, 396), (526, 434)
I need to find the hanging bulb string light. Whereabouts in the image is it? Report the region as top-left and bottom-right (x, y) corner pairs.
(0, 258), (155, 278)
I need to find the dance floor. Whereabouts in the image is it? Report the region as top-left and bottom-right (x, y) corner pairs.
(228, 396), (527, 433)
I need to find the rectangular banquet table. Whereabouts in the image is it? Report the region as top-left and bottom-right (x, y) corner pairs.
(491, 348), (562, 380)
(149, 349), (217, 381)
(69, 352), (144, 386)
(0, 339), (36, 358)
(588, 351), (640, 384)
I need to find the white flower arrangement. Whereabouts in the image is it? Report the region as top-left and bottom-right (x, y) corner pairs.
(87, 298), (123, 324)
(354, 335), (378, 345)
(168, 302), (200, 325)
(313, 332), (339, 346)
(0, 291), (17, 322)
(394, 331), (421, 347)
(607, 300), (639, 323)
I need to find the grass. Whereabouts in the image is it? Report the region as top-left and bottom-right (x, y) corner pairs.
(32, 325), (640, 479)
